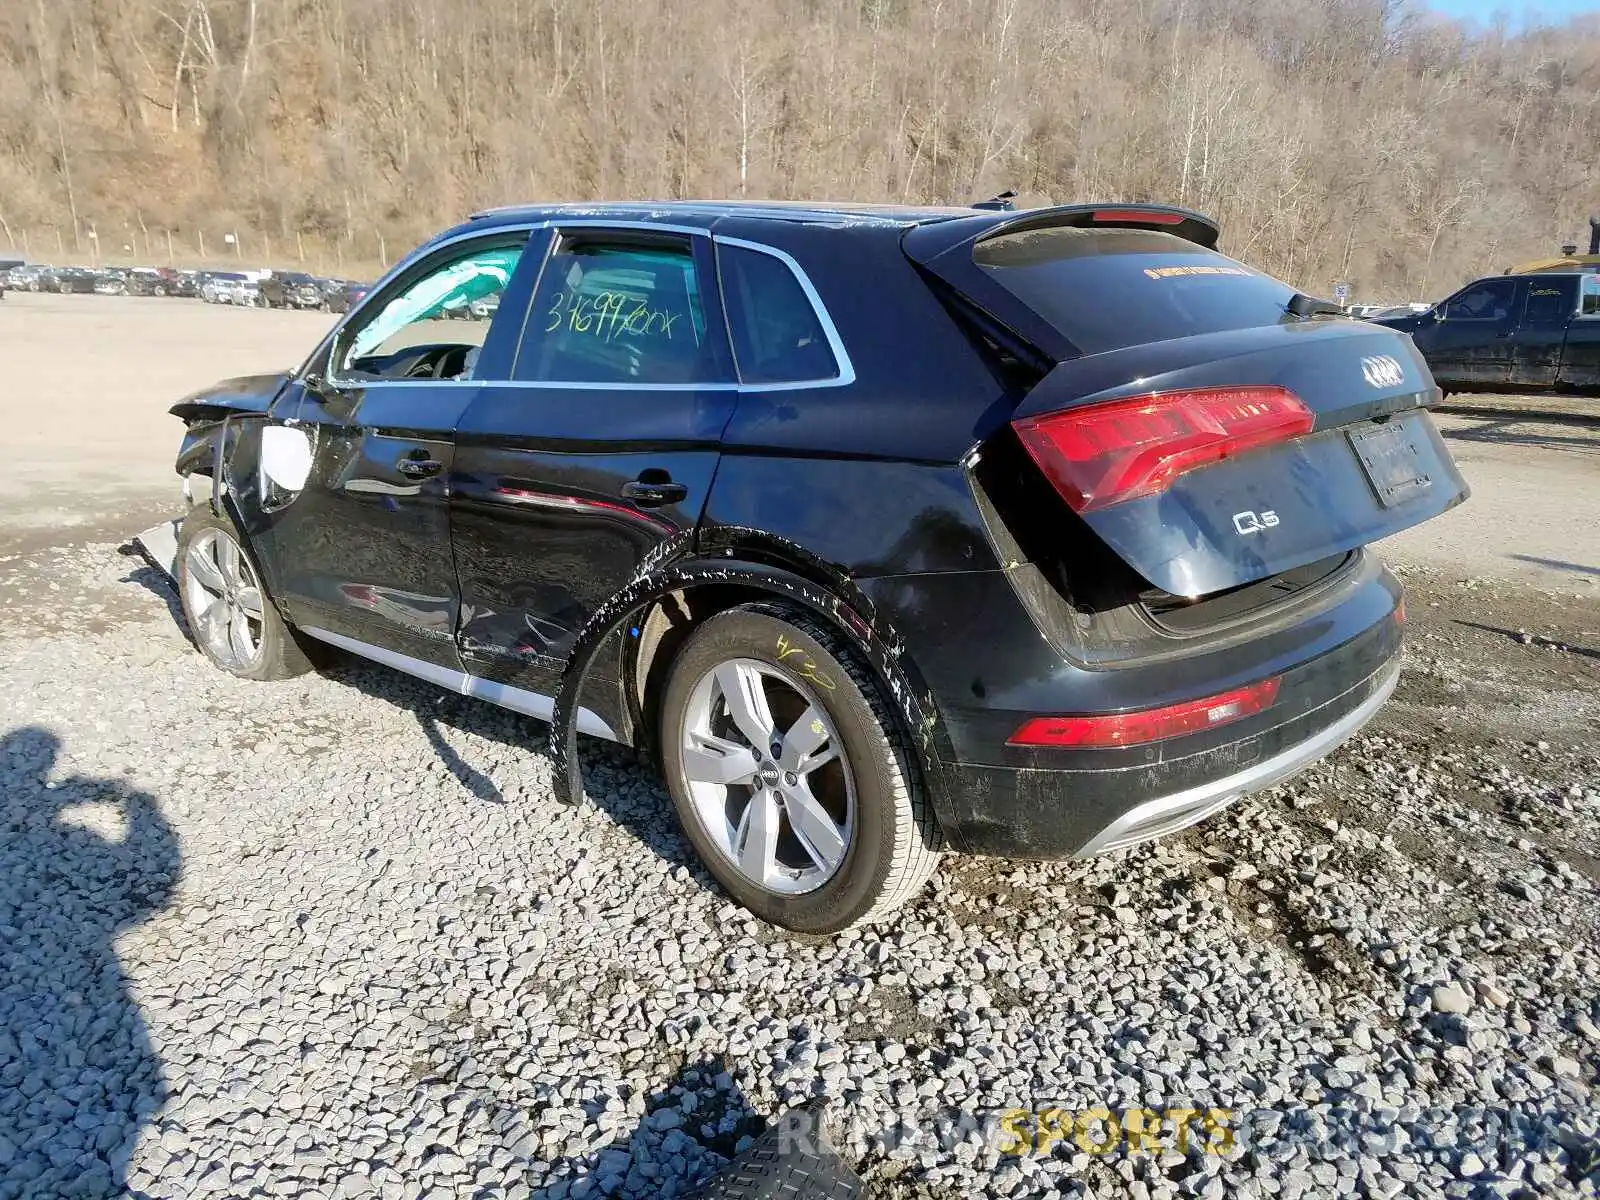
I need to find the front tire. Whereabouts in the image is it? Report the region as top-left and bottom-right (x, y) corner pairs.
(659, 603), (942, 932)
(176, 505), (316, 680)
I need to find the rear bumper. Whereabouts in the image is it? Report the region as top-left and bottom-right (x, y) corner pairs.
(1074, 659), (1396, 856)
(928, 644), (1399, 859)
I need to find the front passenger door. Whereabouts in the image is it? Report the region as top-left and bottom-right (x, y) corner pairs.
(450, 226), (738, 704)
(1423, 277), (1521, 386)
(252, 230), (537, 668)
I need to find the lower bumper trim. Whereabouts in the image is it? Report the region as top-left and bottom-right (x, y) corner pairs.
(1073, 661), (1400, 857)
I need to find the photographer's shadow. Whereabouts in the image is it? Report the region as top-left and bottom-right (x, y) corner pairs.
(0, 726), (180, 1197)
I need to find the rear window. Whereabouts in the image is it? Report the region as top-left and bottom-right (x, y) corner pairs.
(1582, 275), (1600, 317)
(972, 227), (1295, 355)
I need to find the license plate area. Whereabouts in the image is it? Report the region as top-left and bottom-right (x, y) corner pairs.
(1348, 418), (1431, 507)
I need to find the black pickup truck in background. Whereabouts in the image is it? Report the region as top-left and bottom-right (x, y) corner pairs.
(1375, 269), (1600, 394)
(1377, 216), (1600, 397)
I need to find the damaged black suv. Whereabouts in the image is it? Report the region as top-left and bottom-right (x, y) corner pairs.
(157, 201), (1466, 932)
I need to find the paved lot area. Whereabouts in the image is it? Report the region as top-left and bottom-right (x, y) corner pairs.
(0, 293), (1597, 1199)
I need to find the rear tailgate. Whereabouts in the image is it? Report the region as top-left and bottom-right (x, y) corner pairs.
(908, 213), (1468, 597)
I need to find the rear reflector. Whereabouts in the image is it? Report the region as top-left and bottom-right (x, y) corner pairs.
(1013, 386), (1313, 512)
(1007, 677), (1281, 748)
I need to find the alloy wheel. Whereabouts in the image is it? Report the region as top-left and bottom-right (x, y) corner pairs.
(677, 658), (855, 895)
(183, 528), (266, 671)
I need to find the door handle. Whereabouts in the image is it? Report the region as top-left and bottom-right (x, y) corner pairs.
(620, 479), (689, 507)
(396, 457), (444, 479)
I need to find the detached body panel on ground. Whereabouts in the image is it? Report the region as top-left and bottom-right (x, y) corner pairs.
(151, 200), (1467, 929)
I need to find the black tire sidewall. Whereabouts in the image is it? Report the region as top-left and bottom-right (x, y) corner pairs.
(175, 505), (303, 681)
(659, 607), (911, 933)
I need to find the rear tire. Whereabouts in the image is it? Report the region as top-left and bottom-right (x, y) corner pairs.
(175, 505), (318, 681)
(659, 603), (942, 933)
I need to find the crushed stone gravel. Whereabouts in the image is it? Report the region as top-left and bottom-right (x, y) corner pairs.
(0, 541), (1596, 1199)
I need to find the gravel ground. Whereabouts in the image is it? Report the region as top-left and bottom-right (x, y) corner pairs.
(1, 534), (1597, 1199)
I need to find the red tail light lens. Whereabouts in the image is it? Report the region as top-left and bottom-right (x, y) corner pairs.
(1013, 386), (1314, 512)
(1007, 677), (1281, 748)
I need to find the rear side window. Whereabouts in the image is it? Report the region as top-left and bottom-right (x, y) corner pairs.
(1582, 275), (1600, 317)
(1522, 278), (1577, 328)
(717, 243), (839, 384)
(972, 227), (1295, 355)
(1444, 278), (1516, 320)
(517, 236), (715, 385)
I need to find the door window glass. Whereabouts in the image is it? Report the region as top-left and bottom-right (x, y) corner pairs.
(516, 236), (715, 384)
(1581, 275), (1600, 317)
(717, 243), (839, 384)
(337, 238), (526, 381)
(1443, 278), (1516, 321)
(1522, 279), (1577, 328)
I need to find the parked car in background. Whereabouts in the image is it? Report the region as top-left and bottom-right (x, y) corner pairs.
(259, 271), (328, 310)
(158, 200), (1467, 931)
(7, 264), (48, 291)
(52, 267), (99, 294)
(124, 267), (176, 296)
(1370, 303), (1432, 320)
(468, 291), (501, 320)
(199, 271), (249, 303)
(1375, 269), (1600, 394)
(322, 279), (370, 314)
(92, 269), (130, 296)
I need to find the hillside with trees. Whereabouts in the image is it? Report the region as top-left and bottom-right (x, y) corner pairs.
(2, 0), (1598, 299)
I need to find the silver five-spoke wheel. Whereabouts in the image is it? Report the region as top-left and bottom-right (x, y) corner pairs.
(182, 527), (265, 671)
(678, 659), (855, 896)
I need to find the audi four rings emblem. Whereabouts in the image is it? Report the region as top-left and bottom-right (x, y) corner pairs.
(1361, 354), (1405, 388)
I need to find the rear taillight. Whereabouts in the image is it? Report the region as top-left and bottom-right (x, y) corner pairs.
(1007, 677), (1281, 748)
(1013, 386), (1314, 512)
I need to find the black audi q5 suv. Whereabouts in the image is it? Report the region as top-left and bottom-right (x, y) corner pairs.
(157, 200), (1467, 931)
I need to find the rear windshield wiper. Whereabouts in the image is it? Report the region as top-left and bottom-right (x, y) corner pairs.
(1285, 292), (1345, 318)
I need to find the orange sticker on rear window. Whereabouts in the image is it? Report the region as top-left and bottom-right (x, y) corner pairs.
(1142, 264), (1252, 280)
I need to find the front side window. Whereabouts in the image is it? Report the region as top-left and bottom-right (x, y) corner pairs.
(1581, 275), (1600, 317)
(516, 235), (715, 384)
(718, 243), (839, 384)
(337, 237), (526, 381)
(1443, 278), (1516, 321)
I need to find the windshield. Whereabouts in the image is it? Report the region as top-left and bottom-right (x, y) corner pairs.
(974, 226), (1298, 354)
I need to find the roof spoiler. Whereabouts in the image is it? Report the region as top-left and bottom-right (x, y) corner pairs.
(974, 203), (1221, 250)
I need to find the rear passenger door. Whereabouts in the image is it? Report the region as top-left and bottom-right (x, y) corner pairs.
(1508, 276), (1578, 388)
(1560, 275), (1600, 389)
(449, 225), (737, 701)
